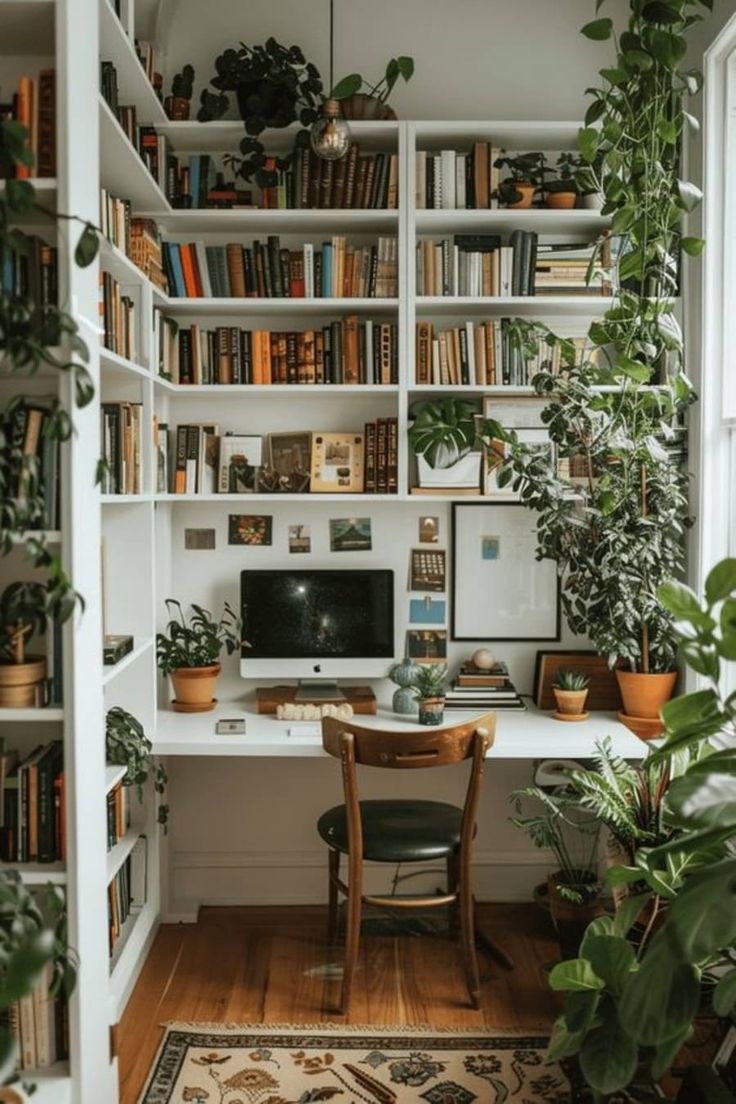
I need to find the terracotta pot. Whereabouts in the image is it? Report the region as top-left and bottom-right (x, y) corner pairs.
(164, 95), (190, 120)
(616, 669), (677, 723)
(505, 182), (536, 209)
(546, 191), (577, 209)
(0, 656), (47, 707)
(552, 688), (588, 716)
(339, 93), (397, 121)
(170, 663), (221, 713)
(418, 696), (445, 726)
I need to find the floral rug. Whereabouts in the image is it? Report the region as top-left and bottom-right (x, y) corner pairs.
(138, 1023), (569, 1104)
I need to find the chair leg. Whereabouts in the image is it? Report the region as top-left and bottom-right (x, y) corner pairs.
(327, 849), (340, 944)
(446, 854), (460, 938)
(340, 855), (363, 1015)
(459, 863), (481, 1010)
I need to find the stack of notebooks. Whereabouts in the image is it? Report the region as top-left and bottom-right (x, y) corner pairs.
(444, 661), (526, 711)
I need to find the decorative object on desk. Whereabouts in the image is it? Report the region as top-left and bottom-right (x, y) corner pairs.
(329, 516), (372, 552)
(445, 659), (525, 711)
(256, 684), (376, 715)
(228, 514), (272, 546)
(310, 433), (364, 493)
(419, 515), (439, 543)
(218, 434), (262, 494)
(388, 657), (419, 715)
(156, 599), (242, 713)
(215, 718), (246, 735)
(267, 432), (312, 493)
(452, 503), (560, 641)
(413, 662), (448, 725)
(410, 547), (446, 592)
(103, 633), (134, 666)
(106, 706), (168, 831)
(551, 668), (590, 722)
(184, 528), (216, 551)
(0, 582), (49, 706)
(492, 151), (546, 208)
(330, 54), (414, 121)
(408, 596), (445, 625)
(534, 650), (622, 712)
(407, 628), (448, 663)
(408, 397), (481, 489)
(276, 701), (354, 721)
(165, 63), (194, 120)
(543, 152), (581, 209)
(288, 524), (311, 554)
(198, 39), (322, 186)
(471, 647), (496, 671)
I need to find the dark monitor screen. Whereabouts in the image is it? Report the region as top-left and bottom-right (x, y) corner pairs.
(240, 570), (394, 659)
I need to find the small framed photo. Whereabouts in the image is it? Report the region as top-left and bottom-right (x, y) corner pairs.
(311, 432), (364, 493)
(330, 517), (372, 552)
(482, 396), (553, 496)
(410, 548), (446, 592)
(265, 432), (312, 493)
(288, 524), (311, 554)
(218, 435), (262, 495)
(409, 597), (446, 625)
(407, 629), (448, 662)
(419, 515), (439, 543)
(228, 514), (273, 546)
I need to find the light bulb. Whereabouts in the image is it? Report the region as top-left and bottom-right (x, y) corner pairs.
(310, 98), (350, 161)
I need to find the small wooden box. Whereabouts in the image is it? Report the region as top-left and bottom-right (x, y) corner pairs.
(256, 685), (377, 715)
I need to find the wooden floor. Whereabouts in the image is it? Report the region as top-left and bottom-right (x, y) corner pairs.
(118, 903), (560, 1104)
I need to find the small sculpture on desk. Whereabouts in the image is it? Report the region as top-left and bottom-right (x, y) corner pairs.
(276, 701), (354, 721)
(388, 658), (420, 715)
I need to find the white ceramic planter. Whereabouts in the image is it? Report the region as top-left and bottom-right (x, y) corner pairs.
(417, 452), (480, 488)
(582, 192), (604, 211)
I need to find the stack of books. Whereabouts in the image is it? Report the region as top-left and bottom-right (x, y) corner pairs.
(1, 234), (58, 308)
(100, 402), (143, 495)
(0, 741), (66, 862)
(106, 780), (130, 852)
(108, 836), (146, 958)
(98, 271), (137, 361)
(415, 142), (502, 209)
(444, 661), (526, 711)
(535, 241), (612, 296)
(6, 962), (68, 1071)
(4, 398), (61, 530)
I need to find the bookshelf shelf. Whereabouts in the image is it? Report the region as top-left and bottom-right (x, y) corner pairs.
(0, 863), (66, 885)
(99, 238), (167, 303)
(156, 119), (400, 153)
(99, 0), (167, 126)
(0, 707), (64, 723)
(414, 208), (608, 235)
(106, 828), (141, 884)
(98, 95), (170, 214)
(156, 492), (399, 504)
(145, 207), (400, 233)
(415, 295), (613, 316)
(409, 385), (535, 396)
(156, 381), (400, 395)
(105, 764), (128, 795)
(100, 348), (151, 382)
(108, 898), (158, 1017)
(102, 638), (153, 685)
(20, 1061), (72, 1104)
(162, 296), (399, 316)
(100, 493), (153, 505)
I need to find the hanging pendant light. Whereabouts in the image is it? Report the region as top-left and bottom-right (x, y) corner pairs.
(310, 0), (350, 160)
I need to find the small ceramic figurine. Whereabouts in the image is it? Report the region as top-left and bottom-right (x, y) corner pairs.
(471, 647), (495, 670)
(388, 658), (420, 715)
(276, 702), (354, 721)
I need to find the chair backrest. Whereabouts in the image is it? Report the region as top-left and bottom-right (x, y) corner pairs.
(321, 712), (496, 769)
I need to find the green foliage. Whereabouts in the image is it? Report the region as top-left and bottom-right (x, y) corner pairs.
(408, 398), (479, 469)
(412, 662), (447, 698)
(156, 599), (241, 674)
(331, 56), (414, 104)
(171, 63), (195, 99)
(0, 577), (78, 664)
(492, 151), (548, 205)
(106, 707), (168, 830)
(511, 784), (600, 902)
(552, 667), (590, 691)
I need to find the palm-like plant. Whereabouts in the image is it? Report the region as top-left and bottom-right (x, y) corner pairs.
(511, 785), (600, 903)
(413, 663), (447, 699)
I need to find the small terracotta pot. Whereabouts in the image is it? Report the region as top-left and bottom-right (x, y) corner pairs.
(0, 656), (47, 707)
(171, 663), (221, 712)
(552, 688), (588, 716)
(616, 669), (677, 720)
(546, 191), (577, 209)
(418, 696), (445, 726)
(506, 182), (536, 209)
(164, 95), (191, 120)
(339, 93), (397, 121)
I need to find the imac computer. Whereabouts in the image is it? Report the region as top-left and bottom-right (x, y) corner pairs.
(240, 568), (394, 700)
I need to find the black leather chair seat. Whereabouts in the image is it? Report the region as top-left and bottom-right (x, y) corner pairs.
(317, 799), (463, 862)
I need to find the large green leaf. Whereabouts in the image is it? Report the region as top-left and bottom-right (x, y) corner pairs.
(579, 1008), (638, 1095)
(666, 772), (736, 830)
(582, 17), (613, 39)
(0, 929), (55, 1005)
(547, 1015), (585, 1061)
(666, 858), (736, 960)
(651, 1026), (692, 1079)
(549, 958), (605, 992)
(613, 893), (651, 936)
(714, 969), (736, 1016)
(618, 950), (700, 1046)
(705, 558), (736, 604)
(657, 580), (703, 620)
(580, 934), (636, 995)
(330, 73), (361, 99)
(563, 990), (602, 1033)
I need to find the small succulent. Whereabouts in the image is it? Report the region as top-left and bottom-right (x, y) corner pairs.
(553, 668), (590, 692)
(413, 663), (448, 699)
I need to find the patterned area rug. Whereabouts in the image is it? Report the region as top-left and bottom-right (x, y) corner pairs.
(138, 1023), (569, 1103)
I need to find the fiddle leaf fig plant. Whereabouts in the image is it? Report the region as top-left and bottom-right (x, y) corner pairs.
(106, 707), (168, 831)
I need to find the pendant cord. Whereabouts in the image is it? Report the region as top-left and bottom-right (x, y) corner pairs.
(329, 0), (334, 93)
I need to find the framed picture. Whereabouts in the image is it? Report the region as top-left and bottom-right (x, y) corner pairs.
(288, 524), (311, 554)
(534, 650), (622, 711)
(410, 548), (446, 592)
(482, 396), (553, 496)
(407, 629), (448, 662)
(451, 502), (560, 641)
(263, 432), (312, 493)
(218, 434), (262, 494)
(228, 514), (273, 546)
(311, 432), (364, 493)
(329, 517), (372, 552)
(419, 515), (440, 543)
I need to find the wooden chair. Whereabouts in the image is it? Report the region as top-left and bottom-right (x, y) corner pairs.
(318, 712), (504, 1013)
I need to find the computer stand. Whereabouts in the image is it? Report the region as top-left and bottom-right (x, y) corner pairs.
(255, 685), (377, 715)
(294, 679), (346, 703)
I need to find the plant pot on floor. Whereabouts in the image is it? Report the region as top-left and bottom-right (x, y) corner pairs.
(0, 655), (46, 707)
(416, 453), (480, 489)
(170, 663), (221, 712)
(548, 872), (601, 959)
(552, 687), (589, 720)
(616, 669), (677, 739)
(418, 695), (445, 726)
(339, 93), (397, 121)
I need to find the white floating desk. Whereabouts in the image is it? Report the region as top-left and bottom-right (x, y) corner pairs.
(154, 699), (646, 759)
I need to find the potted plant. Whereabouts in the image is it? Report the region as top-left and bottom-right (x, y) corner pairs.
(198, 39), (323, 187)
(414, 663), (447, 725)
(551, 668), (590, 720)
(0, 582), (49, 707)
(106, 707), (168, 830)
(575, 157), (604, 210)
(165, 64), (195, 120)
(511, 783), (601, 959)
(408, 398), (481, 489)
(330, 56), (414, 121)
(544, 152), (581, 209)
(492, 152), (546, 208)
(156, 599), (241, 713)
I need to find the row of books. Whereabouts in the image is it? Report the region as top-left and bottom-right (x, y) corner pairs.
(5, 398), (61, 530)
(134, 40), (159, 91)
(100, 189), (169, 293)
(0, 70), (55, 178)
(1, 234), (57, 310)
(101, 63), (175, 199)
(0, 741), (66, 863)
(100, 402), (143, 496)
(415, 143), (502, 210)
(106, 781), (131, 852)
(109, 836), (146, 958)
(4, 962), (68, 1071)
(154, 317), (399, 386)
(260, 143), (399, 210)
(99, 271), (137, 361)
(444, 661), (526, 711)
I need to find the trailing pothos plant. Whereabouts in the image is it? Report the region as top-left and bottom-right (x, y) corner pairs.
(486, 0), (709, 675)
(1, 118), (98, 629)
(106, 707), (168, 831)
(546, 558), (736, 1101)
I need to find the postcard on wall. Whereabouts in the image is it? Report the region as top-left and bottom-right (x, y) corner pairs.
(330, 517), (372, 552)
(410, 548), (446, 592)
(407, 628), (448, 663)
(419, 515), (439, 543)
(228, 514), (273, 546)
(311, 432), (365, 493)
(184, 528), (215, 550)
(409, 597), (446, 625)
(288, 524), (311, 554)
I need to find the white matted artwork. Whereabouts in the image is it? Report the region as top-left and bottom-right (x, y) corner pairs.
(482, 396), (553, 496)
(451, 502), (560, 641)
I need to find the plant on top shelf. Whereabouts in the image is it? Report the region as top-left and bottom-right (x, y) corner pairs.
(408, 398), (482, 491)
(485, 0), (708, 735)
(156, 599), (242, 713)
(413, 662), (447, 726)
(0, 581), (58, 708)
(544, 152), (583, 209)
(551, 667), (590, 719)
(198, 38), (323, 187)
(492, 151), (547, 209)
(106, 707), (168, 831)
(330, 56), (415, 120)
(165, 63), (195, 120)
